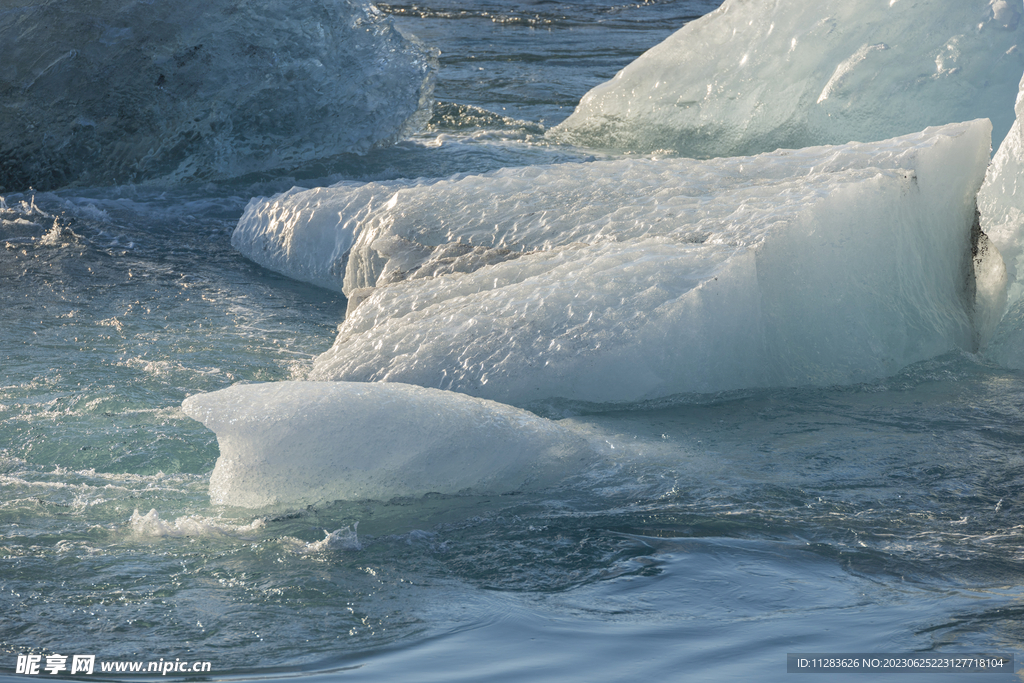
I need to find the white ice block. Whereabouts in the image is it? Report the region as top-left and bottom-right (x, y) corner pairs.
(182, 381), (592, 509)
(297, 121), (996, 407)
(551, 0), (1023, 157)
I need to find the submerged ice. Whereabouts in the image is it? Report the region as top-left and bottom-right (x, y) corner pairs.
(236, 121), (997, 407)
(552, 0), (1024, 157)
(0, 0), (436, 191)
(182, 381), (592, 508)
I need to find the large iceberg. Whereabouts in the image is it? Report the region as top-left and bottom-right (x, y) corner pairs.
(256, 121), (1000, 408)
(181, 381), (592, 508)
(979, 72), (1024, 367)
(551, 0), (1024, 157)
(0, 0), (436, 191)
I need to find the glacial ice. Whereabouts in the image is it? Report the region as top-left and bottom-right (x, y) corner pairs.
(0, 0), (436, 191)
(282, 121), (998, 408)
(980, 72), (1024, 367)
(551, 0), (1024, 157)
(181, 381), (592, 508)
(232, 178), (422, 294)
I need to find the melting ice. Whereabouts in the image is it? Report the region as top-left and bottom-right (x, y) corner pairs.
(552, 0), (1024, 156)
(184, 0), (1024, 510)
(0, 0), (435, 191)
(182, 381), (591, 508)
(199, 120), (1016, 509)
(235, 121), (998, 408)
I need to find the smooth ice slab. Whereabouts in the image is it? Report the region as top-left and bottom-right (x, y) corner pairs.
(302, 121), (996, 408)
(551, 0), (1024, 157)
(0, 0), (436, 191)
(182, 381), (592, 509)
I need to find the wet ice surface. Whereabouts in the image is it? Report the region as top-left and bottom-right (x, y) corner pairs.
(0, 0), (435, 190)
(238, 122), (996, 407)
(553, 0), (1024, 156)
(184, 381), (592, 507)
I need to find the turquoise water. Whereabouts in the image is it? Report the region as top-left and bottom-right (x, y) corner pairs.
(3, 1), (1024, 680)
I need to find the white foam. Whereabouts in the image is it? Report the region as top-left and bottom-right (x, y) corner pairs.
(129, 508), (266, 539)
(299, 122), (995, 406)
(181, 381), (593, 509)
(550, 0), (1024, 156)
(297, 525), (362, 553)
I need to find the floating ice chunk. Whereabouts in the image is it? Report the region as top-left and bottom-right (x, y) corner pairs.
(181, 381), (592, 509)
(980, 73), (1024, 290)
(304, 121), (996, 407)
(0, 0), (436, 191)
(234, 121), (1001, 302)
(230, 131), (602, 294)
(551, 0), (1024, 156)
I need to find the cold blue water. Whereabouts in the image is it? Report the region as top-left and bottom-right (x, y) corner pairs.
(2, 1), (1023, 681)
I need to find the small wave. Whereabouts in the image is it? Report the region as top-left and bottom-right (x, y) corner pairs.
(130, 508), (266, 539)
(426, 102), (545, 135)
(286, 524), (363, 554)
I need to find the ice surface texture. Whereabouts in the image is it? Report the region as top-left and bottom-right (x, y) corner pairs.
(233, 178), (422, 294)
(263, 121), (996, 407)
(0, 0), (436, 191)
(181, 381), (592, 508)
(551, 0), (1024, 157)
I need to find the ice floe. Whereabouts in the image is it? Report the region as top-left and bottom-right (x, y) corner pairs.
(182, 381), (592, 508)
(288, 121), (996, 406)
